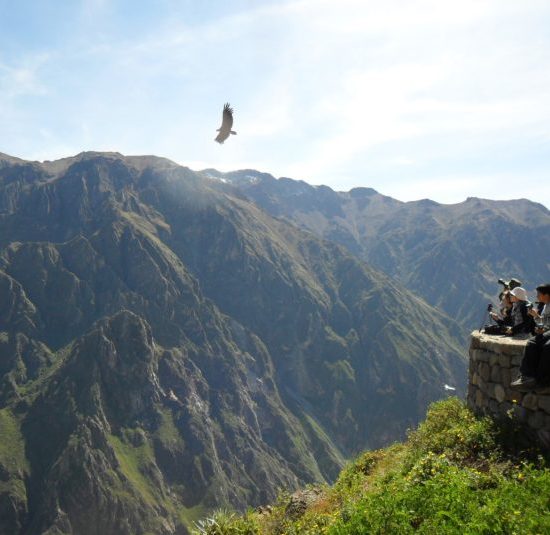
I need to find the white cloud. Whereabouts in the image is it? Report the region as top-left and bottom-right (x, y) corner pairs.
(236, 0), (550, 206)
(80, 0), (110, 18)
(0, 56), (49, 100)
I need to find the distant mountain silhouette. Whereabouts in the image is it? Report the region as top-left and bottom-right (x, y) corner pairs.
(0, 152), (466, 534)
(207, 169), (550, 331)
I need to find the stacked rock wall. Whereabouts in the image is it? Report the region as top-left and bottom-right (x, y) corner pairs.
(467, 331), (550, 446)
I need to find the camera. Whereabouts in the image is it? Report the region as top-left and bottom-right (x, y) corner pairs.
(497, 277), (521, 291)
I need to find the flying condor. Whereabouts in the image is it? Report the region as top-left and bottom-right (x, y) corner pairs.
(215, 103), (237, 144)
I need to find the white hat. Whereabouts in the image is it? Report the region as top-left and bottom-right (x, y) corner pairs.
(510, 287), (528, 301)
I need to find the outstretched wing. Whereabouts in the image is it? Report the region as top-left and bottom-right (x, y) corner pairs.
(222, 103), (234, 130)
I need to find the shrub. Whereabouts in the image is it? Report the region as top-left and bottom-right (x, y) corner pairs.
(405, 397), (498, 467)
(192, 509), (259, 535)
(333, 449), (383, 498)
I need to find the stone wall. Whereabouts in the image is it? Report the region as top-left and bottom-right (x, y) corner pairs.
(467, 331), (550, 447)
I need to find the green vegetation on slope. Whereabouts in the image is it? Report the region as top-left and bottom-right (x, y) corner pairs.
(192, 398), (550, 534)
(0, 409), (28, 471)
(109, 429), (203, 533)
(0, 408), (28, 500)
(109, 432), (159, 505)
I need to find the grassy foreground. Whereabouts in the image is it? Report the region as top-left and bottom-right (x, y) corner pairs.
(192, 398), (550, 534)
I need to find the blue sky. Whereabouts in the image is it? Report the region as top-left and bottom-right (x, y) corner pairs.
(1, 0), (549, 206)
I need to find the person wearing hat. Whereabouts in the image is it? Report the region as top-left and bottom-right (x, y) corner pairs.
(511, 283), (550, 389)
(504, 287), (535, 337)
(498, 278), (522, 305)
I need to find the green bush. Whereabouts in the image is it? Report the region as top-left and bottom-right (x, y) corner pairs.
(192, 509), (259, 535)
(333, 449), (383, 497)
(405, 397), (498, 467)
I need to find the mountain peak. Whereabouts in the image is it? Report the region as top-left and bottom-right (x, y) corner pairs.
(0, 152), (28, 166)
(348, 187), (379, 198)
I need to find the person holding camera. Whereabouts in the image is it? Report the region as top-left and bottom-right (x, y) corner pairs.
(490, 290), (513, 327)
(482, 279), (523, 335)
(511, 283), (550, 389)
(503, 287), (535, 337)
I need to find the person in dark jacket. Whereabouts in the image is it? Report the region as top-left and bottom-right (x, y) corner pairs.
(511, 283), (550, 389)
(504, 287), (535, 336)
(490, 290), (513, 327)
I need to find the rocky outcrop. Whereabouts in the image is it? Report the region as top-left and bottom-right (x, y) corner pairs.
(467, 331), (550, 447)
(14, 308), (328, 534)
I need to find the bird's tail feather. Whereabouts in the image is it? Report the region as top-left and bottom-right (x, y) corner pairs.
(231, 131), (237, 135)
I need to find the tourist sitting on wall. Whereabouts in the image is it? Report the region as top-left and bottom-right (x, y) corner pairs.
(510, 283), (550, 389)
(530, 285), (550, 336)
(503, 287), (535, 337)
(490, 290), (513, 327)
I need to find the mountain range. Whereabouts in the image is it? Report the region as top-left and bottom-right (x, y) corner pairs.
(206, 169), (550, 331)
(0, 152), (468, 534)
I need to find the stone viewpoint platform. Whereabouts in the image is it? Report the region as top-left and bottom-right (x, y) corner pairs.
(467, 331), (550, 447)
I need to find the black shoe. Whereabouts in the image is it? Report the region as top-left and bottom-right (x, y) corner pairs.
(510, 375), (537, 389)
